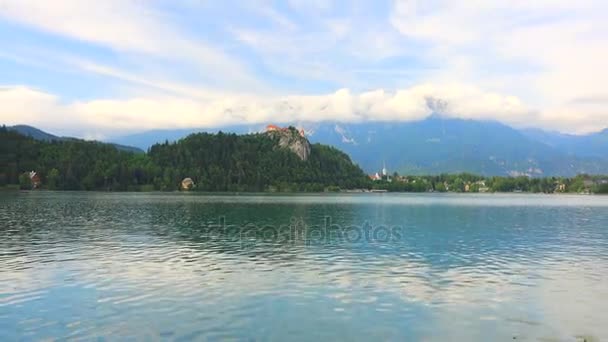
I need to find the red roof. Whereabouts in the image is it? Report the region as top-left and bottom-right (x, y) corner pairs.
(266, 124), (305, 137)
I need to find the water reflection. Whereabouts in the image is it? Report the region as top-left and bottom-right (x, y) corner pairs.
(1, 192), (607, 340)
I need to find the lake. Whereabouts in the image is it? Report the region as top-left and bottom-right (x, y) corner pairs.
(1, 192), (607, 340)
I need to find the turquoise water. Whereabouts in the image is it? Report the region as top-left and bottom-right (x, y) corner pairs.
(1, 192), (607, 340)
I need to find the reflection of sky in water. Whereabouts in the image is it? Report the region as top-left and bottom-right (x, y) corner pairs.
(1, 192), (607, 340)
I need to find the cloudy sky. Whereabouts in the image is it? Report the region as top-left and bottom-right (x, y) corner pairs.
(1, 0), (607, 138)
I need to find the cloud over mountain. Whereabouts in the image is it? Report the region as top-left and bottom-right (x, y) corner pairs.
(0, 83), (539, 138)
(1, 0), (607, 136)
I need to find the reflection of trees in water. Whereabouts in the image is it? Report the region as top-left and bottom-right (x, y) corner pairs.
(3, 193), (608, 274)
(135, 198), (608, 273)
(144, 200), (363, 261)
(3, 193), (608, 340)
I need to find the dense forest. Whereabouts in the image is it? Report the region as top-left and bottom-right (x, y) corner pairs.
(2, 126), (607, 193)
(1, 126), (369, 191)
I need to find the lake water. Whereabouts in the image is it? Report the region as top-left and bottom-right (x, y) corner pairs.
(1, 192), (607, 341)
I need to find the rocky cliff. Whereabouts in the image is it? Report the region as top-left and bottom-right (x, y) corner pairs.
(266, 127), (311, 161)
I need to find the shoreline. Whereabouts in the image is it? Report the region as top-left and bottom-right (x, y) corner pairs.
(3, 187), (605, 196)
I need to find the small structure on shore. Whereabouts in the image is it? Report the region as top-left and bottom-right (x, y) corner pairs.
(181, 177), (195, 191)
(369, 172), (381, 181)
(29, 171), (41, 189)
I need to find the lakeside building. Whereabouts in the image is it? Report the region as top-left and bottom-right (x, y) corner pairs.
(28, 171), (41, 189)
(369, 162), (392, 182)
(181, 178), (195, 190)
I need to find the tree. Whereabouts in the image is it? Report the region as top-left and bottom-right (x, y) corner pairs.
(596, 183), (608, 194)
(47, 168), (60, 190)
(18, 173), (31, 190)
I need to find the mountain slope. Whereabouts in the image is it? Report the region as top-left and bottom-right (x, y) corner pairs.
(522, 128), (608, 158)
(9, 125), (60, 141)
(109, 126), (252, 151)
(108, 118), (608, 177)
(7, 125), (144, 154)
(302, 118), (606, 176)
(1, 127), (149, 190)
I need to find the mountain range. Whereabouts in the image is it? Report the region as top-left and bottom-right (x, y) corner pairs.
(107, 117), (608, 177)
(7, 118), (608, 177)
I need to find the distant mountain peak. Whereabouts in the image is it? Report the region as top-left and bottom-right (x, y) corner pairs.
(104, 117), (608, 176)
(425, 97), (449, 114)
(8, 124), (60, 141)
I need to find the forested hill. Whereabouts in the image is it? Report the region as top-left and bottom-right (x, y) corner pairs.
(1, 126), (369, 191)
(148, 129), (369, 191)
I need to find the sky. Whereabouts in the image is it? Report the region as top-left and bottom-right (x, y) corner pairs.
(1, 0), (608, 139)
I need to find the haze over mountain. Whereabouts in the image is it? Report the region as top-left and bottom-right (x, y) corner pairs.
(107, 117), (608, 177)
(8, 118), (606, 177)
(521, 128), (608, 159)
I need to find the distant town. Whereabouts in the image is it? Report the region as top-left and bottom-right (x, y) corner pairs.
(365, 163), (608, 194)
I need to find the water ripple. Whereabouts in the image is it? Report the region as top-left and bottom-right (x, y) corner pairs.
(1, 192), (607, 340)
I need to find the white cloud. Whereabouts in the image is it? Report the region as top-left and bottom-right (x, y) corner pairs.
(4, 83), (604, 138)
(0, 0), (264, 91)
(0, 86), (73, 128)
(390, 0), (608, 116)
(1, 1), (607, 135)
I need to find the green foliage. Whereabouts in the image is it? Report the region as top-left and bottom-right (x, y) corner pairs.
(47, 168), (60, 190)
(147, 132), (370, 192)
(1, 127), (369, 192)
(3, 126), (607, 194)
(435, 182), (447, 192)
(367, 172), (608, 194)
(18, 173), (30, 190)
(596, 183), (608, 194)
